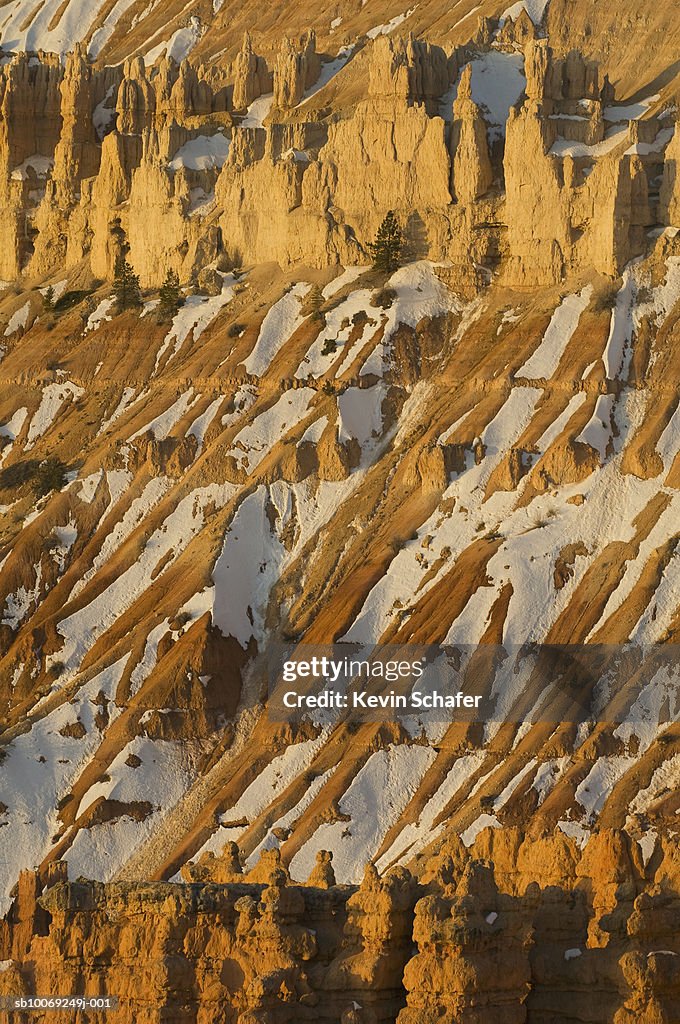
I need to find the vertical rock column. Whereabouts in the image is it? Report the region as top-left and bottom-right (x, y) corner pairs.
(450, 64), (493, 204)
(273, 32), (321, 110)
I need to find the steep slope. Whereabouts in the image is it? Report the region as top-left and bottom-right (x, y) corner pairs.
(2, 0), (680, 101)
(0, 0), (677, 954)
(0, 246), (678, 908)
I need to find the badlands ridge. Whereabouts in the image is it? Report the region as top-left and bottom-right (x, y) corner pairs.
(0, 0), (679, 1019)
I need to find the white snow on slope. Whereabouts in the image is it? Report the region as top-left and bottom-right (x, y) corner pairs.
(66, 738), (199, 882)
(550, 127), (628, 159)
(78, 470), (104, 504)
(169, 132), (230, 172)
(289, 745), (436, 883)
(130, 388), (199, 440)
(533, 393), (588, 453)
(657, 401), (680, 473)
(85, 298), (115, 333)
(344, 387), (542, 644)
(10, 154), (54, 181)
(0, 0), (137, 55)
(463, 52), (526, 138)
(532, 757), (571, 805)
(4, 301), (31, 336)
(338, 385), (387, 447)
(195, 738), (327, 858)
(575, 756), (636, 822)
(93, 84), (116, 139)
(26, 381), (84, 448)
(367, 7), (418, 39)
(576, 393), (614, 459)
(99, 387), (138, 435)
(500, 0), (550, 27)
(517, 286), (593, 379)
(39, 280), (67, 301)
(87, 0), (138, 57)
(625, 127), (674, 157)
(228, 388), (316, 473)
(0, 407), (28, 463)
(71, 477), (172, 598)
(0, 659), (125, 915)
(297, 287), (376, 379)
(298, 416), (328, 446)
(299, 46), (355, 105)
(605, 95), (660, 123)
(75, 737), (195, 821)
(322, 267), (369, 300)
(2, 562), (43, 629)
(246, 766), (339, 866)
(144, 16), (203, 65)
(588, 493), (680, 642)
(187, 397), (224, 451)
(51, 518), (78, 571)
(241, 94), (274, 128)
(376, 751), (487, 869)
(461, 812), (502, 847)
(212, 485), (287, 645)
(603, 267), (636, 378)
(244, 283), (311, 375)
(629, 754), (680, 815)
(360, 262), (461, 376)
(493, 758), (537, 811)
(154, 275), (237, 374)
(50, 484), (236, 675)
(451, 5), (481, 32)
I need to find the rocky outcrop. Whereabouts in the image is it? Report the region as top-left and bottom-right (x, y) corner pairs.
(399, 862), (532, 1023)
(0, 52), (63, 278)
(273, 32), (321, 110)
(503, 39), (666, 286)
(368, 36), (452, 112)
(324, 863), (417, 1022)
(450, 64), (493, 204)
(232, 32), (273, 111)
(0, 32), (673, 287)
(2, 828), (679, 1023)
(660, 121), (680, 227)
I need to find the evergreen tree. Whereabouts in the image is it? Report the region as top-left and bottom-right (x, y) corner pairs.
(41, 286), (55, 313)
(368, 211), (403, 273)
(157, 268), (182, 322)
(113, 253), (142, 314)
(306, 284), (325, 323)
(35, 457), (67, 496)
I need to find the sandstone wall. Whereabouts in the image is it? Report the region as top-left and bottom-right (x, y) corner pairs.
(0, 32), (675, 290)
(2, 829), (679, 1024)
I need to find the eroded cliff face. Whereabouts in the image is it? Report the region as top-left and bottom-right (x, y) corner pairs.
(1, 827), (680, 1023)
(1, 236), (680, 926)
(0, 17), (677, 288)
(0, 3), (679, 1019)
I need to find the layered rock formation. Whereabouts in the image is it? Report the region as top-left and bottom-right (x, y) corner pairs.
(2, 827), (679, 1023)
(0, 4), (678, 1021)
(0, 24), (675, 287)
(274, 32), (321, 110)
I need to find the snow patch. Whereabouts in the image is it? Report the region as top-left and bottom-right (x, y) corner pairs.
(169, 132), (230, 172)
(244, 283), (311, 376)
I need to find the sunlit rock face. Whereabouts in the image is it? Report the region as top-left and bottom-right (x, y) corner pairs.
(0, 2), (679, 1020)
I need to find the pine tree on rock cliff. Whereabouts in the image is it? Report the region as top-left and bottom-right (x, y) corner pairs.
(113, 254), (142, 314)
(41, 286), (55, 313)
(158, 269), (182, 323)
(305, 284), (325, 323)
(36, 457), (66, 496)
(369, 211), (403, 273)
